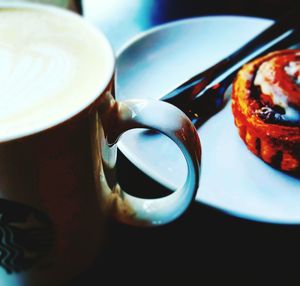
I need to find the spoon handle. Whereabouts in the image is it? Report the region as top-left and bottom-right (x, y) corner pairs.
(220, 8), (300, 74)
(162, 7), (300, 104)
(190, 29), (300, 128)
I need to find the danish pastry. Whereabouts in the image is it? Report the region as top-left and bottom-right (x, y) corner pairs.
(232, 49), (300, 172)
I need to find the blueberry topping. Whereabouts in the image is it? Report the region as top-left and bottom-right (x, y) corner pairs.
(256, 106), (300, 125)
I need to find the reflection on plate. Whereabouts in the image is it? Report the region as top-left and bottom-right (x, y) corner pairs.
(116, 16), (300, 224)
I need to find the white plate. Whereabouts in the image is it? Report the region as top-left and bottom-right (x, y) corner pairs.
(116, 16), (300, 224)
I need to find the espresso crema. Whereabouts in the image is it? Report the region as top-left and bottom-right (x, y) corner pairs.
(0, 6), (113, 141)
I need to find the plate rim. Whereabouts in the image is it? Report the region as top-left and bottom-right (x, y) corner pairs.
(116, 14), (273, 57)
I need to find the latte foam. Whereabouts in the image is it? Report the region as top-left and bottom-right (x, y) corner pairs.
(0, 5), (114, 141)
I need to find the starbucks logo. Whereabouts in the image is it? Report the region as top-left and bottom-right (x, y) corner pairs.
(0, 199), (54, 274)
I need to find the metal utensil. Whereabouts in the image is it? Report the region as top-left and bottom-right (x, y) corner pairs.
(161, 8), (300, 127)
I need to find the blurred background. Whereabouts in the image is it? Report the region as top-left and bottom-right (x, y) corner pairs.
(83, 0), (298, 50)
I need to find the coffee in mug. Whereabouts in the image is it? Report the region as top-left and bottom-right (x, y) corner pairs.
(0, 7), (109, 140)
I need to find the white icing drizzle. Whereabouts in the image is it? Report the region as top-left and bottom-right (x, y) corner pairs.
(254, 60), (300, 123)
(285, 61), (300, 85)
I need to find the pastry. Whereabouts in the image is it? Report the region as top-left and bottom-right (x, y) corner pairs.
(232, 49), (300, 172)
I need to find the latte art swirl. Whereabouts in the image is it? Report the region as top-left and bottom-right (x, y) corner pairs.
(0, 7), (113, 141)
(0, 44), (73, 121)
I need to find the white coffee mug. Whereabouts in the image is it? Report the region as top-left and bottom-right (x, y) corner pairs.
(0, 1), (201, 285)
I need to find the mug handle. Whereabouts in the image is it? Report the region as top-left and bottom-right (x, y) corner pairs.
(102, 96), (201, 226)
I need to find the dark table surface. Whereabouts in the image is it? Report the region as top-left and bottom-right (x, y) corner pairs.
(72, 0), (299, 282)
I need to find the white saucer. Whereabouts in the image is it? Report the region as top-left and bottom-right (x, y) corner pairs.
(116, 16), (300, 224)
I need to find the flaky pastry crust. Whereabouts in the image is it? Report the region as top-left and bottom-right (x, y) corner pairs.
(232, 50), (300, 172)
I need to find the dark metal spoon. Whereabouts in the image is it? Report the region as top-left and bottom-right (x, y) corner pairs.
(160, 8), (300, 128)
